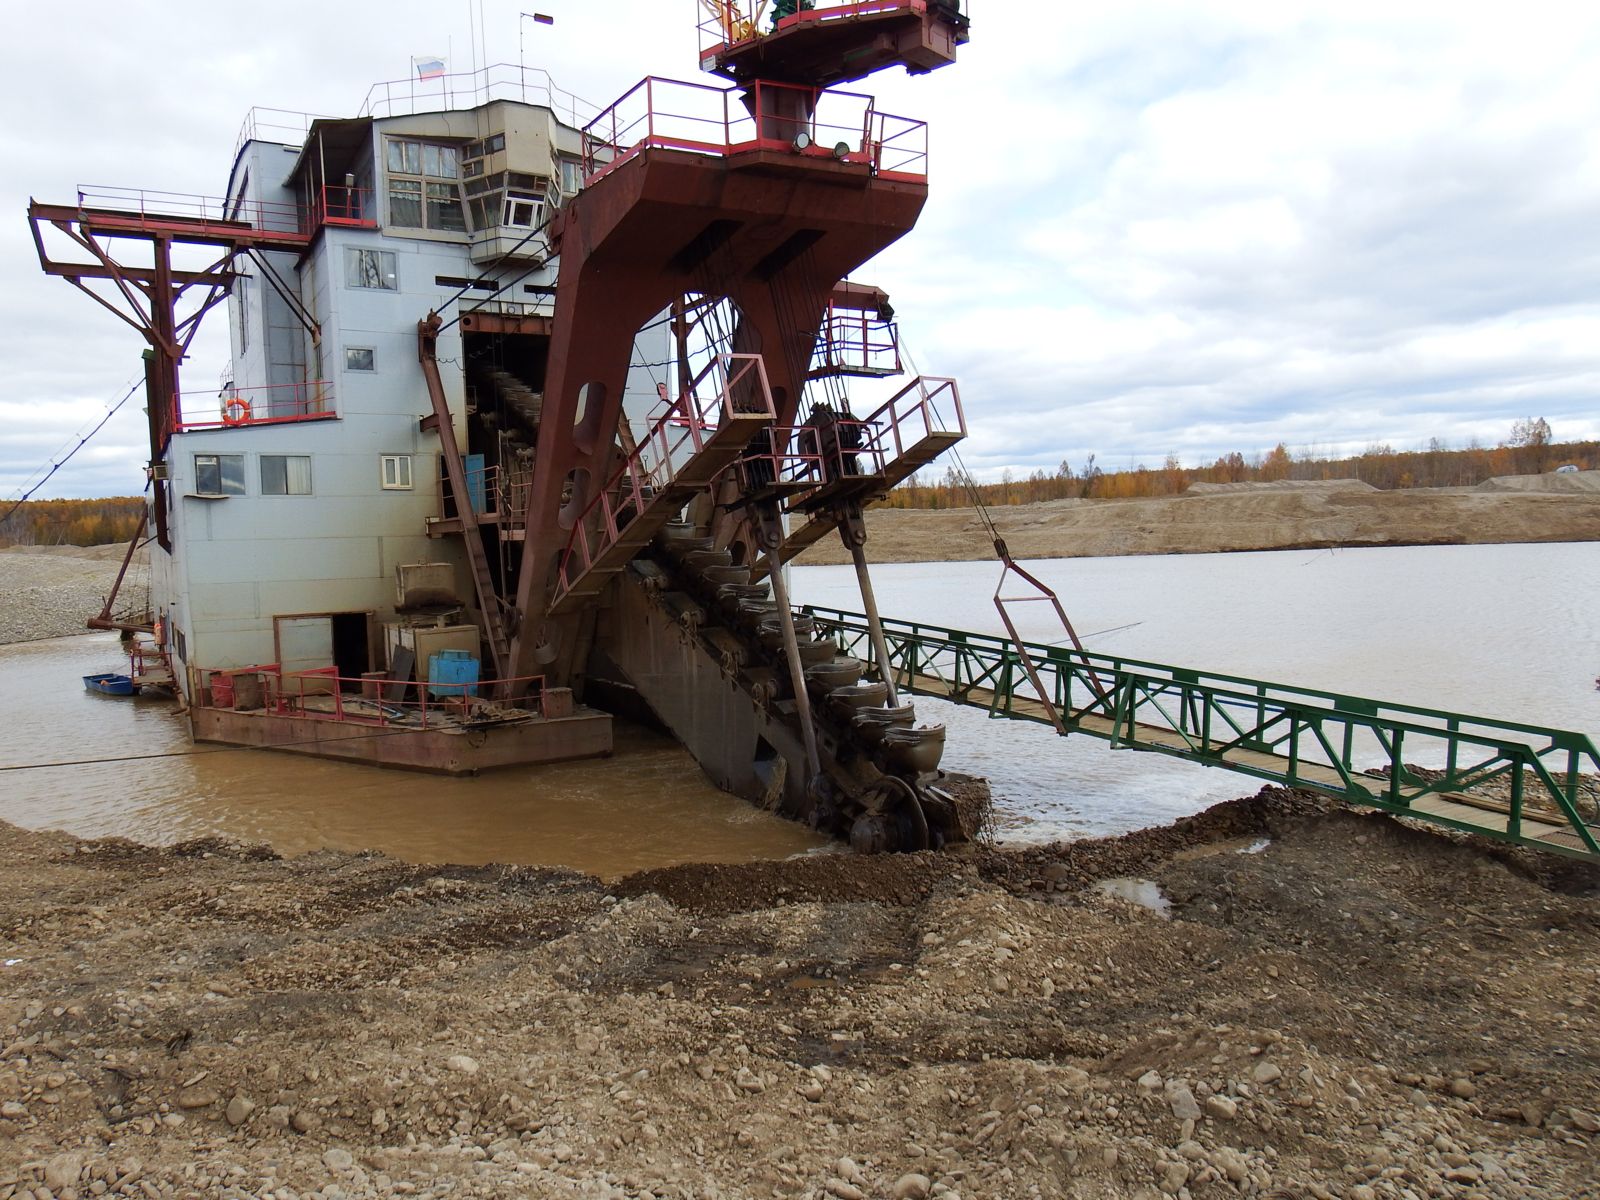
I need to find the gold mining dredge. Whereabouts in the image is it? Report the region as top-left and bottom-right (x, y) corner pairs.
(28, 3), (980, 852)
(37, 3), (1598, 864)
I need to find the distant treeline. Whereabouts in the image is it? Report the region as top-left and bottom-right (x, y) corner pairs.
(887, 420), (1597, 509)
(0, 498), (145, 548)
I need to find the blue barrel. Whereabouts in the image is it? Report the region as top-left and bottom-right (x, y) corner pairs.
(428, 650), (480, 698)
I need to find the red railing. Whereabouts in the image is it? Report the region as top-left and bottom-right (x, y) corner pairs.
(863, 375), (966, 459)
(811, 304), (902, 377)
(78, 186), (307, 235)
(737, 420), (887, 493)
(76, 184), (376, 240)
(557, 353), (776, 592)
(308, 185), (378, 230)
(197, 663), (548, 728)
(582, 76), (928, 183)
(175, 381), (335, 433)
(734, 379), (963, 498)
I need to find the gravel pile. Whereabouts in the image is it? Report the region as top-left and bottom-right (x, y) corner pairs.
(1, 790), (1596, 1199)
(0, 546), (148, 645)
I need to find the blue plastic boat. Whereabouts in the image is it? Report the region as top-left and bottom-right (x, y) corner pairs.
(83, 673), (137, 697)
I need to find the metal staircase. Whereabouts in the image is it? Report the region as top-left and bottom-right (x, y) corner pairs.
(548, 354), (778, 615)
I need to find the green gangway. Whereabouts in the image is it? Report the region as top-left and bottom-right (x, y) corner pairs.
(802, 605), (1600, 862)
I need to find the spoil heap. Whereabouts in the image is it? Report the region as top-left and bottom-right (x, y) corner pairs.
(1, 791), (1597, 1199)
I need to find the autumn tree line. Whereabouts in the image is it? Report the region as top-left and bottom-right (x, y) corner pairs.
(884, 419), (1596, 510)
(0, 498), (145, 548)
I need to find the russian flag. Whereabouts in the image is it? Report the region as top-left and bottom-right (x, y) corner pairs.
(413, 55), (447, 80)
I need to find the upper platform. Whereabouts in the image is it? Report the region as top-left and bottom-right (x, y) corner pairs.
(699, 0), (970, 90)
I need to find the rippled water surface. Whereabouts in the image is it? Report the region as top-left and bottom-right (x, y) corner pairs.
(2, 543), (1595, 861)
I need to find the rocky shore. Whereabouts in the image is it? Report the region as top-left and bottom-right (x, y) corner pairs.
(0, 546), (145, 646)
(2, 790), (1597, 1199)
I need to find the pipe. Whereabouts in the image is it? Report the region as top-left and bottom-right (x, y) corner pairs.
(879, 774), (930, 852)
(848, 539), (900, 706)
(765, 550), (822, 780)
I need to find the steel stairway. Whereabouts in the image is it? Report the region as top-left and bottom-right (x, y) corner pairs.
(547, 354), (778, 616)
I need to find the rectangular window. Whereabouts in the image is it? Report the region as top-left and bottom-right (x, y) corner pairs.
(346, 247), (397, 290)
(194, 453), (246, 497)
(261, 455), (313, 496)
(381, 454), (414, 490)
(386, 138), (466, 232)
(428, 182), (468, 231)
(559, 157), (583, 194)
(389, 178), (423, 228)
(345, 347), (376, 372)
(502, 192), (544, 229)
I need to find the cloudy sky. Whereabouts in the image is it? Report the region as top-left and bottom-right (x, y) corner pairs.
(3, 0), (1598, 499)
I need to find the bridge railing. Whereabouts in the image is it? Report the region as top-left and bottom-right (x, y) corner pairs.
(802, 605), (1600, 858)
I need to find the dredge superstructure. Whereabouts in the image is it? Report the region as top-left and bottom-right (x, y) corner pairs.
(29, 2), (977, 851)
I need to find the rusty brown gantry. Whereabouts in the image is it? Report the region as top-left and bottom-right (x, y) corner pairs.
(475, 1), (976, 849)
(29, 1), (977, 852)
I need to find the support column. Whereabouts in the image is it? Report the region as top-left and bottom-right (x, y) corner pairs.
(841, 506), (899, 706)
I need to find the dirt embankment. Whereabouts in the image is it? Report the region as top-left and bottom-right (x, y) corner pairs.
(0, 546), (146, 646)
(797, 478), (1600, 566)
(3, 791), (1597, 1199)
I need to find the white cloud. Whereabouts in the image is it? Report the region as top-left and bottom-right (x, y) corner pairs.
(3, 0), (1598, 497)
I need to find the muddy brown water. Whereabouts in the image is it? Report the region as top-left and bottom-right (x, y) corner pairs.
(0, 634), (826, 878)
(3, 544), (1595, 870)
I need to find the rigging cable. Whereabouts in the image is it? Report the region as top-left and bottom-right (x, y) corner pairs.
(0, 376), (143, 527)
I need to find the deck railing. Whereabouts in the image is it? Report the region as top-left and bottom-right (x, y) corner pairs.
(176, 381), (335, 433)
(582, 76), (928, 183)
(196, 664), (548, 729)
(77, 185), (378, 240)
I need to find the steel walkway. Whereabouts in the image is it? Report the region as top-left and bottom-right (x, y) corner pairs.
(802, 605), (1600, 862)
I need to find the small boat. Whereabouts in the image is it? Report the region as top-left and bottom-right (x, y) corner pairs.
(83, 673), (138, 697)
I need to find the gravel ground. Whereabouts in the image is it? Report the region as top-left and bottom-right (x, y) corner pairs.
(0, 546), (147, 646)
(2, 789), (1597, 1199)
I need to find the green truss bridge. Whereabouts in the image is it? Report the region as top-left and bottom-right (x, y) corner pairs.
(803, 605), (1600, 862)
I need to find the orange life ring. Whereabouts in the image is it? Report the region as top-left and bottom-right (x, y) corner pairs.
(222, 397), (252, 426)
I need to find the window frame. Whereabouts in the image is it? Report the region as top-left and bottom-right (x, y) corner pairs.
(345, 347), (376, 372)
(501, 192), (546, 230)
(260, 454), (314, 497)
(386, 137), (466, 233)
(194, 453), (246, 497)
(380, 454), (414, 491)
(345, 247), (397, 291)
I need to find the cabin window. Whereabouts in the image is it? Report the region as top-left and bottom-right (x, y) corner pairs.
(345, 347), (376, 372)
(381, 454), (414, 490)
(261, 455), (313, 496)
(194, 453), (246, 497)
(346, 248), (397, 290)
(502, 192), (545, 229)
(387, 138), (465, 232)
(559, 157), (583, 194)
